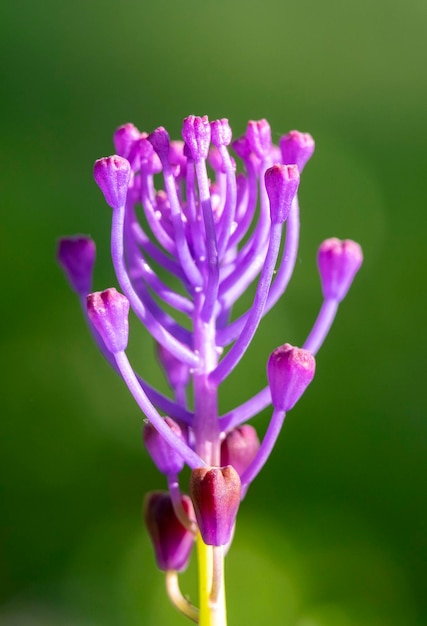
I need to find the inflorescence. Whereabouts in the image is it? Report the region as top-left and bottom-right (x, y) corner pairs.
(58, 115), (362, 619)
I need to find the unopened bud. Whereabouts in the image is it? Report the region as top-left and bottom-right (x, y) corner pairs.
(220, 425), (260, 477)
(86, 288), (129, 353)
(144, 491), (195, 571)
(318, 238), (363, 301)
(267, 344), (315, 411)
(57, 236), (95, 295)
(189, 466), (241, 546)
(143, 417), (186, 476)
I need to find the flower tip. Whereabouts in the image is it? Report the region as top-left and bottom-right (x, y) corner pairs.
(189, 465), (241, 546)
(57, 236), (96, 295)
(267, 344), (316, 411)
(280, 130), (315, 172)
(93, 155), (131, 210)
(318, 238), (363, 301)
(86, 288), (129, 353)
(265, 164), (300, 224)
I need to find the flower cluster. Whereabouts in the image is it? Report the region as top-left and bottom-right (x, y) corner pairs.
(58, 115), (362, 622)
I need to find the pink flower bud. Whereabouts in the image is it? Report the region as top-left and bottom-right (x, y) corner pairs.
(86, 288), (129, 353)
(220, 425), (260, 477)
(267, 344), (316, 411)
(210, 118), (232, 147)
(265, 164), (300, 224)
(189, 466), (241, 546)
(144, 491), (195, 572)
(182, 115), (211, 161)
(246, 119), (272, 159)
(93, 156), (131, 210)
(318, 238), (363, 301)
(143, 417), (186, 475)
(279, 130), (315, 172)
(113, 123), (141, 159)
(57, 236), (95, 295)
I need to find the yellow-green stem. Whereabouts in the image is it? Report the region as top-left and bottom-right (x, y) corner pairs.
(197, 533), (227, 626)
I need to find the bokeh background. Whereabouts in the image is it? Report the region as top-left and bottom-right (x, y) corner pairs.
(1, 1), (426, 624)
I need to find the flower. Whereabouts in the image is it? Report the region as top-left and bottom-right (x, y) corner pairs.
(58, 114), (362, 621)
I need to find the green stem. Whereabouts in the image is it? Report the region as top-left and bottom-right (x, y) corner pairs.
(197, 533), (227, 626)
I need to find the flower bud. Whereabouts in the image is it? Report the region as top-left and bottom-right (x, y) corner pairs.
(143, 417), (186, 475)
(148, 126), (170, 163)
(267, 344), (316, 411)
(318, 238), (363, 301)
(265, 164), (300, 224)
(93, 156), (131, 210)
(210, 118), (232, 147)
(57, 236), (96, 295)
(279, 130), (315, 172)
(182, 115), (211, 161)
(246, 119), (272, 159)
(189, 466), (241, 546)
(86, 288), (129, 353)
(113, 123), (141, 159)
(144, 491), (195, 572)
(220, 425), (260, 477)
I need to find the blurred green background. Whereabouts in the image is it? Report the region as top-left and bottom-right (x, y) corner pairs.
(1, 0), (426, 624)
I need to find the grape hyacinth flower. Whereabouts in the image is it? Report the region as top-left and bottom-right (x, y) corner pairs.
(58, 115), (362, 626)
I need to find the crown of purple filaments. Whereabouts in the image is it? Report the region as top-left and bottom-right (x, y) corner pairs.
(59, 115), (362, 549)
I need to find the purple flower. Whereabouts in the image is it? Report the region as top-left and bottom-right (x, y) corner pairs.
(59, 114), (362, 587)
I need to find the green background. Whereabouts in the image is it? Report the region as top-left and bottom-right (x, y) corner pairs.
(1, 1), (426, 624)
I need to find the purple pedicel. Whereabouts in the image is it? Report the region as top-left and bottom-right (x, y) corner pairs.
(60, 115), (362, 562)
(189, 466), (241, 546)
(57, 236), (95, 296)
(144, 491), (195, 571)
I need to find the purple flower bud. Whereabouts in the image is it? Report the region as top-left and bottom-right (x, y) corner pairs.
(246, 119), (272, 159)
(231, 135), (251, 160)
(144, 491), (195, 572)
(113, 123), (141, 159)
(220, 425), (260, 477)
(86, 288), (129, 353)
(93, 156), (131, 210)
(264, 164), (300, 224)
(182, 115), (211, 161)
(267, 344), (316, 411)
(168, 140), (187, 176)
(210, 118), (232, 147)
(147, 126), (170, 163)
(143, 417), (186, 475)
(156, 343), (190, 389)
(139, 136), (162, 174)
(57, 236), (96, 295)
(318, 238), (363, 301)
(279, 130), (315, 172)
(189, 466), (241, 546)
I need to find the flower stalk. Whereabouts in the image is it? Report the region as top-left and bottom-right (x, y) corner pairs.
(58, 115), (363, 625)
